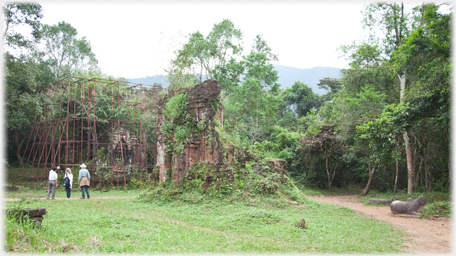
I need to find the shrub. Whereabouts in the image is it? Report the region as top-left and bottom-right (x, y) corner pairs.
(420, 201), (452, 219)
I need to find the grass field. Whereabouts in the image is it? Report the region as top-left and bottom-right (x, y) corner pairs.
(3, 188), (407, 254)
(4, 185), (142, 200)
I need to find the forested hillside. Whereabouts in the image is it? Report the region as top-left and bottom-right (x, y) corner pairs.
(4, 2), (451, 196)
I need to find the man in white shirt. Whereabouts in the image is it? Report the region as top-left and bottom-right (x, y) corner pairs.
(47, 166), (59, 199)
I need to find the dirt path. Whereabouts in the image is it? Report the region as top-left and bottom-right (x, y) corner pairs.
(307, 194), (452, 254)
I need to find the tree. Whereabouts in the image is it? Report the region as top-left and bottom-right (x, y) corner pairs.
(357, 2), (415, 193)
(3, 3), (46, 166)
(317, 83), (389, 192)
(362, 2), (410, 56)
(283, 81), (321, 118)
(356, 103), (404, 195)
(223, 35), (281, 149)
(345, 3), (451, 194)
(168, 19), (243, 92)
(317, 77), (342, 102)
(300, 125), (345, 189)
(5, 53), (50, 166)
(391, 3), (451, 192)
(208, 19), (243, 81)
(2, 2), (42, 49)
(3, 3), (102, 167)
(37, 21), (98, 79)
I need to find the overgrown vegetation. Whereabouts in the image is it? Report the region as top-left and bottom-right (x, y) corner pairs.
(420, 201), (452, 219)
(139, 160), (295, 205)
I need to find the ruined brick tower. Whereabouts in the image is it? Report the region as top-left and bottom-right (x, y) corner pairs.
(155, 79), (232, 182)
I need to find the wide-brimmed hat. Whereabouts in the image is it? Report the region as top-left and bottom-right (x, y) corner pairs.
(79, 163), (87, 168)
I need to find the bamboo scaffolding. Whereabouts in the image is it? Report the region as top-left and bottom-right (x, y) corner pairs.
(21, 77), (165, 190)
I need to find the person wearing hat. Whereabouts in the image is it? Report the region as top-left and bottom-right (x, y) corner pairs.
(78, 163), (91, 199)
(47, 166), (59, 199)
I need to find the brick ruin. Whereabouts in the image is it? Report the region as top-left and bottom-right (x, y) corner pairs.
(155, 79), (233, 183)
(17, 77), (286, 190)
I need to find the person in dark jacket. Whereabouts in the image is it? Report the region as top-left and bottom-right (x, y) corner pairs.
(64, 168), (74, 199)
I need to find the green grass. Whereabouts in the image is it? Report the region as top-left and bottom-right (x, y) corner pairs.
(4, 168), (409, 253)
(4, 191), (407, 254)
(4, 185), (143, 200)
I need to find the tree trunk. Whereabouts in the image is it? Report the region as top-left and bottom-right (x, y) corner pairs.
(398, 73), (415, 194)
(326, 160), (337, 189)
(14, 129), (24, 167)
(424, 151), (430, 192)
(393, 159), (399, 194)
(324, 147), (335, 189)
(326, 151), (330, 188)
(417, 157), (423, 187)
(404, 132), (415, 194)
(249, 117), (259, 151)
(329, 163), (337, 189)
(361, 161), (377, 196)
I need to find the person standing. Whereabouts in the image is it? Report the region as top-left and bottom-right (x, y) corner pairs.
(78, 163), (90, 199)
(64, 168), (74, 199)
(47, 166), (59, 199)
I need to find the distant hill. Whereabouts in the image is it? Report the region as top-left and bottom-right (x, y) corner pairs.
(127, 75), (168, 87)
(273, 65), (342, 95)
(127, 65), (342, 95)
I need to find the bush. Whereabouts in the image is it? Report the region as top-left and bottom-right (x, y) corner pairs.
(420, 201), (452, 218)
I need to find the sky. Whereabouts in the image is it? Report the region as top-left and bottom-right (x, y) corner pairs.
(34, 1), (370, 79)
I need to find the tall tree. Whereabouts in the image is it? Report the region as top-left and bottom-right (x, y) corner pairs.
(5, 53), (51, 166)
(360, 2), (416, 193)
(3, 3), (47, 166)
(2, 2), (42, 49)
(168, 19), (243, 92)
(391, 3), (451, 192)
(348, 2), (451, 194)
(37, 21), (98, 79)
(224, 35), (281, 149)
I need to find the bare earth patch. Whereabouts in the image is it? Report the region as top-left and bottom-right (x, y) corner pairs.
(307, 194), (452, 254)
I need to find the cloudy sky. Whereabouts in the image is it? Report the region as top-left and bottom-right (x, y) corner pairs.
(35, 1), (370, 79)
